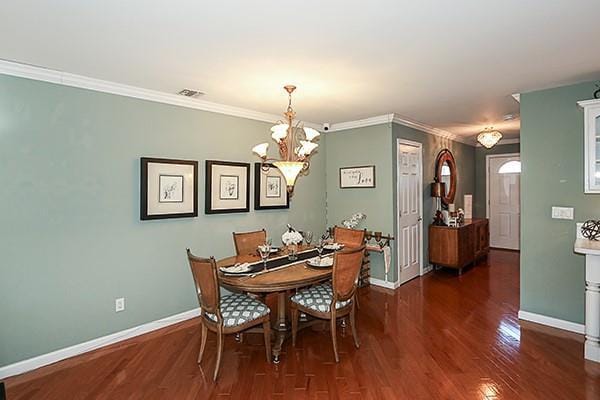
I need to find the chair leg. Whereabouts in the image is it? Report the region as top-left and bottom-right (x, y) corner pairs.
(291, 305), (299, 347)
(350, 302), (360, 349)
(330, 315), (339, 363)
(263, 320), (272, 363)
(355, 292), (360, 309)
(198, 323), (208, 364)
(213, 328), (224, 381)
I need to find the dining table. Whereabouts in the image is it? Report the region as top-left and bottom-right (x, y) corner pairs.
(217, 245), (337, 363)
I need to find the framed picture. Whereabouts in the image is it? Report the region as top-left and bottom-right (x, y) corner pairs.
(339, 165), (376, 188)
(254, 163), (289, 210)
(206, 160), (250, 214)
(140, 157), (198, 220)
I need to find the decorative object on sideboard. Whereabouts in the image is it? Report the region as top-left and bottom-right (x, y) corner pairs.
(252, 85), (320, 196)
(434, 149), (457, 206)
(341, 212), (367, 229)
(205, 160), (250, 214)
(477, 127), (503, 149)
(593, 83), (600, 99)
(581, 220), (600, 241)
(140, 157), (198, 220)
(339, 165), (376, 188)
(254, 163), (289, 210)
(431, 180), (446, 226)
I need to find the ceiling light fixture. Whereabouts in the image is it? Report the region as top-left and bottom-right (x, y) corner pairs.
(477, 127), (503, 149)
(252, 85), (320, 196)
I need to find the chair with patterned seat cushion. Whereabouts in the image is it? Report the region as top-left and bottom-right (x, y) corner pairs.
(290, 245), (365, 362)
(186, 249), (271, 381)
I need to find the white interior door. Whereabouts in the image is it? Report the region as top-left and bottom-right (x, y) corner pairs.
(397, 140), (422, 284)
(488, 154), (521, 250)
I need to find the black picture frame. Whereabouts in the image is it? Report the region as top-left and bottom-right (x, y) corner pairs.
(254, 163), (290, 210)
(339, 165), (376, 189)
(205, 160), (250, 214)
(140, 157), (198, 220)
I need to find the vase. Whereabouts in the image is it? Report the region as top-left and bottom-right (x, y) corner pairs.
(287, 244), (298, 261)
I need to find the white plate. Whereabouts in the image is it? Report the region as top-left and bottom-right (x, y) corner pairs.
(306, 256), (334, 268)
(323, 243), (344, 251)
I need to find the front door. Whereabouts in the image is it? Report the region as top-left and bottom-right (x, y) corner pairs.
(397, 140), (422, 284)
(488, 154), (521, 250)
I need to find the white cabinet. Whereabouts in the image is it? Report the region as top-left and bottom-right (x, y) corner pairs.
(579, 98), (600, 193)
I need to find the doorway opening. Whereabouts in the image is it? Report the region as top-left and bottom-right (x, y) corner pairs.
(486, 153), (521, 250)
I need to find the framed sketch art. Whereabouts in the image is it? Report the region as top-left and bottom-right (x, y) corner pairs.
(339, 165), (376, 188)
(140, 157), (198, 220)
(254, 163), (289, 210)
(205, 160), (250, 214)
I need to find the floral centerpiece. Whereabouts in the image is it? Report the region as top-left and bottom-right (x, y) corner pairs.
(341, 212), (367, 229)
(282, 224), (303, 260)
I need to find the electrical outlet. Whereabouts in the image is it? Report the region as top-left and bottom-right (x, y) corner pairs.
(115, 297), (125, 312)
(552, 206), (574, 220)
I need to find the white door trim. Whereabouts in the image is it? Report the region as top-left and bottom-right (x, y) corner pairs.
(396, 138), (424, 283)
(485, 152), (520, 219)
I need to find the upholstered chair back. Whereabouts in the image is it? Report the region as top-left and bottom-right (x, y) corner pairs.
(186, 249), (220, 316)
(332, 246), (365, 301)
(333, 226), (366, 248)
(233, 229), (267, 256)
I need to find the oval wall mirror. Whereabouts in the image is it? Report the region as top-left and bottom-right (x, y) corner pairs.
(435, 149), (457, 206)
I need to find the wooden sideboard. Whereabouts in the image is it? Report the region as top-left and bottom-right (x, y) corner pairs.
(428, 218), (489, 274)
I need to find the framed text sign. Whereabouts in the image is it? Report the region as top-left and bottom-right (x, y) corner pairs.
(339, 165), (376, 188)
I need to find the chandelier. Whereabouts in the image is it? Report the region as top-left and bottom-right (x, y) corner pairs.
(252, 85), (320, 196)
(477, 127), (503, 148)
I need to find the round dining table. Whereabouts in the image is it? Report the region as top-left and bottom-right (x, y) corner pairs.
(217, 246), (332, 363)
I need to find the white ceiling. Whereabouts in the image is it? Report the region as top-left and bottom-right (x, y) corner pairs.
(2, 1), (600, 142)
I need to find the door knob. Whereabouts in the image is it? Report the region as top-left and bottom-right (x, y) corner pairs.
(417, 217), (422, 221)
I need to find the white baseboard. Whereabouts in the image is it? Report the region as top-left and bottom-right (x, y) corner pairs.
(518, 310), (585, 335)
(0, 308), (200, 380)
(369, 277), (401, 289)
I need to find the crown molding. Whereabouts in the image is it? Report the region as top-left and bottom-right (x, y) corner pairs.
(327, 114), (394, 132)
(0, 59), (323, 131)
(577, 98), (600, 108)
(327, 112), (474, 146)
(475, 137), (520, 147)
(512, 93), (521, 103)
(391, 114), (474, 145)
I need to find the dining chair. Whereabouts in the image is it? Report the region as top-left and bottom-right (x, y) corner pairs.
(290, 246), (365, 362)
(186, 249), (271, 381)
(233, 229), (267, 256)
(333, 226), (366, 248)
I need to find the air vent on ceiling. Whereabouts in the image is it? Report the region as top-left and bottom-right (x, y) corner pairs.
(177, 89), (205, 98)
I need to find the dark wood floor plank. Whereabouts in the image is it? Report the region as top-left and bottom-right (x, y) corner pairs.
(4, 250), (600, 399)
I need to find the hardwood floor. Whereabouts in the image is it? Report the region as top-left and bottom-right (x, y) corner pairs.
(5, 250), (600, 399)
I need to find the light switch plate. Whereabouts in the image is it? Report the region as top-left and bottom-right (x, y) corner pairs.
(552, 206), (574, 220)
(115, 297), (125, 312)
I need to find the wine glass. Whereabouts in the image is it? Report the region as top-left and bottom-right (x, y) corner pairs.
(304, 231), (313, 246)
(316, 238), (325, 258)
(258, 243), (271, 271)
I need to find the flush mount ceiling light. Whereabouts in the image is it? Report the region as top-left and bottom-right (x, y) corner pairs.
(252, 85), (320, 196)
(477, 127), (503, 148)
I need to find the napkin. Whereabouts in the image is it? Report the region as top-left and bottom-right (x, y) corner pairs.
(220, 263), (251, 273)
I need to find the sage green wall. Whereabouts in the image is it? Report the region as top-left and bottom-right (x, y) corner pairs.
(324, 122), (476, 282)
(324, 124), (395, 281)
(473, 143), (521, 218)
(0, 74), (327, 367)
(392, 123), (476, 268)
(520, 81), (599, 324)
